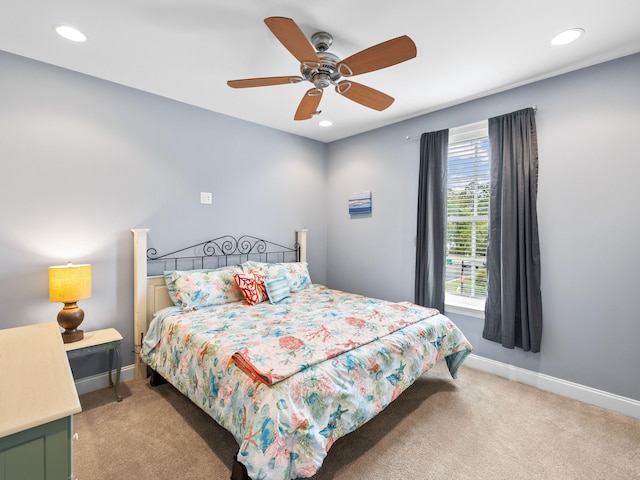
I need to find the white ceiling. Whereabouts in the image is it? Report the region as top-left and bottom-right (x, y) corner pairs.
(1, 1), (639, 143)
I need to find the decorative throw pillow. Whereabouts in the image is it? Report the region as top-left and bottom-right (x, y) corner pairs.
(240, 261), (311, 292)
(286, 262), (312, 292)
(234, 269), (268, 305)
(164, 265), (243, 311)
(264, 275), (291, 304)
(263, 262), (312, 292)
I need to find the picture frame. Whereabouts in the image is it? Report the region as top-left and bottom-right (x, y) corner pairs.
(349, 191), (372, 215)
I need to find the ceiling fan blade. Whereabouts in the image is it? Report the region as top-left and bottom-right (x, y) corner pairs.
(336, 35), (417, 76)
(264, 17), (320, 64)
(227, 76), (303, 88)
(335, 80), (394, 111)
(294, 88), (323, 121)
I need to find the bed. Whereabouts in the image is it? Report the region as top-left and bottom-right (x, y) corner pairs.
(131, 229), (472, 480)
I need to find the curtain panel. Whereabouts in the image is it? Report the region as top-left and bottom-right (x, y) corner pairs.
(415, 129), (448, 312)
(483, 108), (543, 352)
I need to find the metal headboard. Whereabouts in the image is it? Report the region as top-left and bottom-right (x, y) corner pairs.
(146, 234), (301, 275)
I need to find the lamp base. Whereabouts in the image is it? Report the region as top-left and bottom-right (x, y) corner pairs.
(57, 302), (85, 344)
(62, 329), (84, 344)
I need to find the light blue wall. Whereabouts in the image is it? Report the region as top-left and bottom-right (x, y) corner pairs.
(0, 50), (327, 379)
(2, 48), (639, 402)
(326, 53), (640, 401)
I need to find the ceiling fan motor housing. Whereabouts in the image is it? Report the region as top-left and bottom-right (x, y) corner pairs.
(300, 51), (341, 89)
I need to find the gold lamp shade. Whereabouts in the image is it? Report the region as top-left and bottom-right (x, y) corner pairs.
(49, 263), (91, 343)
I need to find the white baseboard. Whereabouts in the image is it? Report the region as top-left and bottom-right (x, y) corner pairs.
(76, 358), (640, 420)
(73, 364), (136, 396)
(464, 354), (640, 420)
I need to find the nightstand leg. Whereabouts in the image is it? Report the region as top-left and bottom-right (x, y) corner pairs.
(108, 348), (114, 387)
(113, 341), (122, 401)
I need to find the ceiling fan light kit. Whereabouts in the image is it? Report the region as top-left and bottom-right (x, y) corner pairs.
(227, 16), (417, 121)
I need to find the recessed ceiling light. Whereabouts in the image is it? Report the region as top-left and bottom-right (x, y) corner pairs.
(54, 25), (87, 43)
(319, 120), (332, 127)
(551, 28), (584, 46)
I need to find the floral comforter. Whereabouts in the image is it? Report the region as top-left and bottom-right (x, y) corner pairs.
(231, 298), (440, 385)
(141, 285), (472, 480)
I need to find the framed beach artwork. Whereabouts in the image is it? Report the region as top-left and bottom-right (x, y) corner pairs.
(349, 191), (372, 215)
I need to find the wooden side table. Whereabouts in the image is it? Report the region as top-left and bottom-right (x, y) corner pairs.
(65, 328), (123, 402)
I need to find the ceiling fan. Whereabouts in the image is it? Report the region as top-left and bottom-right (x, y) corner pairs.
(227, 16), (417, 121)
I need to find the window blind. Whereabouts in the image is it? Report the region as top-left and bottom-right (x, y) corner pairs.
(446, 123), (489, 300)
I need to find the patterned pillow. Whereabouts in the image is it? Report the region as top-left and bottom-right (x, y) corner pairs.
(290, 262), (312, 292)
(242, 261), (311, 292)
(234, 269), (268, 305)
(264, 275), (291, 304)
(241, 260), (266, 271)
(164, 265), (243, 311)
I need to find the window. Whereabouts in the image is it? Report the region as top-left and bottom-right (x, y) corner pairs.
(446, 121), (489, 312)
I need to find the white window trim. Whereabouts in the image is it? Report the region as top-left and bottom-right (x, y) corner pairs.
(445, 293), (485, 318)
(449, 120), (488, 143)
(445, 120), (489, 319)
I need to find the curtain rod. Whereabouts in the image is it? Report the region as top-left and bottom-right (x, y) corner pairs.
(404, 105), (537, 142)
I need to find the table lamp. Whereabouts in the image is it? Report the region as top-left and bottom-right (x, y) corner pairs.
(49, 263), (91, 343)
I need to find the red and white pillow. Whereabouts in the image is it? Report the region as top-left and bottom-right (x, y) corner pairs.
(234, 269), (268, 305)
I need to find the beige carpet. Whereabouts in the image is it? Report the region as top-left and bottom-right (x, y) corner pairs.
(73, 363), (640, 479)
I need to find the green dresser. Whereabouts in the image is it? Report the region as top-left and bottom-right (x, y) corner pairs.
(0, 322), (81, 480)
(0, 417), (73, 480)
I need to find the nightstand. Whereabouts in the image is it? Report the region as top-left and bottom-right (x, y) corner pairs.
(65, 328), (123, 402)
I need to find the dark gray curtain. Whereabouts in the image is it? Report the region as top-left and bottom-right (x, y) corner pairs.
(483, 108), (543, 352)
(415, 129), (448, 311)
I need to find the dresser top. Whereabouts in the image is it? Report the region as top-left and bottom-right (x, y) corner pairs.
(0, 322), (82, 438)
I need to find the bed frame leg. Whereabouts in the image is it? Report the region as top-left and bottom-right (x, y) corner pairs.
(148, 367), (168, 387)
(230, 455), (250, 480)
